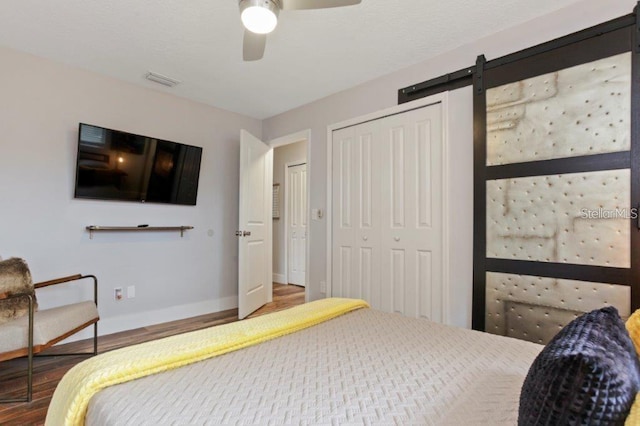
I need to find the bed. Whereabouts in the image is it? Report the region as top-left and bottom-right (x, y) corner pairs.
(45, 298), (640, 425)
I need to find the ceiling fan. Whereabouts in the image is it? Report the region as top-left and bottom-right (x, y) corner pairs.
(239, 0), (362, 61)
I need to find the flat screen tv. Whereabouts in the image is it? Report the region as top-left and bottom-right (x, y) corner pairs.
(74, 123), (203, 205)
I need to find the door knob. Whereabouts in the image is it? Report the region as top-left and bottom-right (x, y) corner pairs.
(394, 236), (400, 242)
(243, 231), (251, 237)
(235, 231), (242, 237)
(362, 236), (368, 241)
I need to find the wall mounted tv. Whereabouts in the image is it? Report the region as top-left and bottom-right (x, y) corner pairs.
(74, 123), (203, 205)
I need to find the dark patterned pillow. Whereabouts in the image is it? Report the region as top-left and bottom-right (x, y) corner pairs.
(518, 306), (640, 425)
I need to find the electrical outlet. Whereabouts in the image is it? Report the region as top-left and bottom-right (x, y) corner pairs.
(127, 285), (136, 299)
(114, 287), (123, 301)
(320, 280), (327, 293)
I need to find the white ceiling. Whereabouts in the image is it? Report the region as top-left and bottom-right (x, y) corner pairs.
(0, 0), (584, 119)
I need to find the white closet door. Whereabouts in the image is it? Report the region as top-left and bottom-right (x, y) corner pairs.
(332, 103), (443, 321)
(379, 106), (443, 321)
(332, 120), (383, 306)
(287, 163), (307, 286)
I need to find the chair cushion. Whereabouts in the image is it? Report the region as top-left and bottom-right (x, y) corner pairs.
(519, 306), (640, 425)
(0, 258), (37, 325)
(0, 301), (98, 354)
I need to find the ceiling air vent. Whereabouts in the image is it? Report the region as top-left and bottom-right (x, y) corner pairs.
(145, 71), (181, 87)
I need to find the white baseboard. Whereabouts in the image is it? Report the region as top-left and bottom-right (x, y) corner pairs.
(273, 273), (286, 284)
(58, 295), (239, 344)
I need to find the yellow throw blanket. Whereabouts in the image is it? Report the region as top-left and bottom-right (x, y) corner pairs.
(45, 298), (369, 426)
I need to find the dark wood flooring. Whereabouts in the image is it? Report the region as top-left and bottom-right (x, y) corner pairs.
(0, 283), (305, 425)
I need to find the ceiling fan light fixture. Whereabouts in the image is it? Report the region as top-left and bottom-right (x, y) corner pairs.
(240, 0), (279, 34)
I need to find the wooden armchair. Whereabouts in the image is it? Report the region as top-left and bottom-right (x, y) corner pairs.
(0, 258), (99, 403)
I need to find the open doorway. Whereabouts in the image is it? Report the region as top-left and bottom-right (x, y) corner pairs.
(270, 130), (310, 302)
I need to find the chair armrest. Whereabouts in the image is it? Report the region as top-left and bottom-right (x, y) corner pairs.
(33, 274), (99, 306)
(33, 274), (83, 289)
(0, 292), (35, 302)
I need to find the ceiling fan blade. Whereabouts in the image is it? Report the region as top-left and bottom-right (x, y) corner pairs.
(243, 30), (267, 61)
(281, 0), (361, 10)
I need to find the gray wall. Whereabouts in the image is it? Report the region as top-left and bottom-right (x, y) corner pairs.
(0, 45), (262, 338)
(262, 0), (635, 327)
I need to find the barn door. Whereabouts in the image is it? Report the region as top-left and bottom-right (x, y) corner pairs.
(473, 24), (638, 343)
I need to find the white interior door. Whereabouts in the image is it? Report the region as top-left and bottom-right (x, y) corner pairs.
(287, 163), (307, 286)
(331, 103), (444, 321)
(379, 106), (443, 320)
(238, 130), (273, 319)
(331, 120), (382, 304)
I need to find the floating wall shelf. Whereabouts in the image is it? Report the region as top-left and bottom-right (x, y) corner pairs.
(86, 226), (194, 239)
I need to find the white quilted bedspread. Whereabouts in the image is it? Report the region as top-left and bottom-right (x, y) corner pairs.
(85, 309), (541, 425)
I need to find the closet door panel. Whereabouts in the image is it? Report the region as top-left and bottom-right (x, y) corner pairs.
(332, 126), (356, 299)
(417, 120), (433, 229)
(416, 250), (434, 320)
(331, 122), (382, 306)
(380, 105), (443, 320)
(360, 133), (373, 229)
(390, 126), (406, 228)
(359, 247), (373, 304)
(357, 122), (383, 308)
